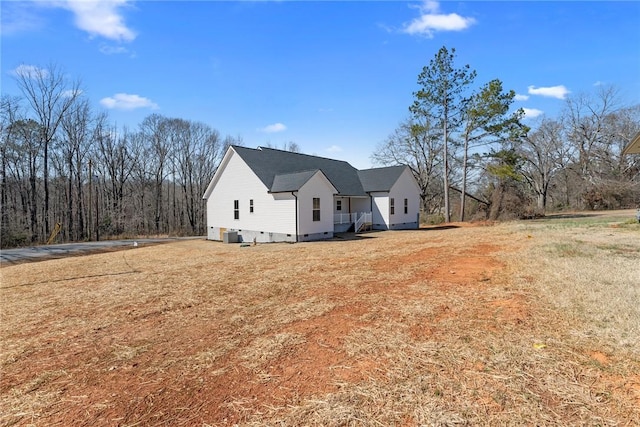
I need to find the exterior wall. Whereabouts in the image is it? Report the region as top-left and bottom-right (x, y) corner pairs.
(206, 151), (296, 242)
(297, 172), (335, 240)
(369, 169), (421, 230)
(371, 193), (390, 230)
(333, 196), (349, 216)
(333, 196), (371, 233)
(387, 168), (421, 230)
(333, 196), (352, 233)
(333, 196), (369, 215)
(350, 197), (370, 214)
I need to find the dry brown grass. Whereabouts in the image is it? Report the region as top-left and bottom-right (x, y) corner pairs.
(1, 210), (639, 426)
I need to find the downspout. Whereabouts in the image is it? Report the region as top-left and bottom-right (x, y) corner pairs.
(368, 192), (373, 229)
(292, 191), (298, 242)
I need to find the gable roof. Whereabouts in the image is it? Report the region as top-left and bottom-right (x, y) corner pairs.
(358, 165), (408, 192)
(270, 170), (337, 193)
(232, 146), (367, 196)
(203, 145), (416, 199)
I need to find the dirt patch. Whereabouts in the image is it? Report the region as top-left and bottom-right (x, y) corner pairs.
(589, 350), (610, 366)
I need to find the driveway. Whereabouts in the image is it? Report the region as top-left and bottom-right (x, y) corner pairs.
(0, 237), (204, 265)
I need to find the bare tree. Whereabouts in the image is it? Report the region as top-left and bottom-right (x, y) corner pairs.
(95, 119), (137, 235)
(518, 118), (565, 213)
(372, 117), (443, 214)
(563, 86), (639, 208)
(1, 97), (19, 239)
(172, 120), (223, 234)
(564, 86), (619, 182)
(140, 114), (170, 234)
(128, 130), (151, 234)
(13, 64), (81, 237)
(264, 141), (301, 153)
(59, 98), (94, 240)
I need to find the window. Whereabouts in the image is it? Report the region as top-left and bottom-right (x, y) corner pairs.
(390, 198), (395, 215)
(404, 198), (408, 214)
(336, 200), (342, 211)
(313, 198), (321, 221)
(234, 200), (239, 219)
(249, 199), (254, 213)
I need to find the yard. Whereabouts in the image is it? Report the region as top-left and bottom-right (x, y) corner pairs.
(1, 210), (639, 426)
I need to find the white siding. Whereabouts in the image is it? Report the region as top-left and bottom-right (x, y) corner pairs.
(206, 150), (296, 236)
(334, 196), (349, 216)
(370, 168), (421, 229)
(388, 167), (421, 227)
(371, 193), (389, 228)
(350, 197), (370, 214)
(297, 172), (335, 236)
(333, 196), (369, 215)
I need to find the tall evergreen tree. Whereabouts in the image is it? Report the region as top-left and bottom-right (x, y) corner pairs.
(410, 46), (476, 222)
(458, 79), (526, 220)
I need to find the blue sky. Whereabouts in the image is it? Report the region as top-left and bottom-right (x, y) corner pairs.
(2, 0), (639, 169)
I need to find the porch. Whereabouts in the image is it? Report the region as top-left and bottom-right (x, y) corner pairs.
(334, 212), (373, 233)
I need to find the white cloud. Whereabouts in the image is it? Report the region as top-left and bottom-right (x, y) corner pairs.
(11, 64), (48, 79)
(514, 94), (529, 101)
(523, 108), (544, 119)
(326, 145), (343, 153)
(57, 0), (136, 42)
(402, 1), (475, 37)
(527, 85), (570, 100)
(99, 44), (129, 55)
(259, 123), (287, 133)
(100, 93), (158, 110)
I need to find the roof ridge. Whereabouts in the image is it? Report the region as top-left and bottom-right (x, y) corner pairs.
(257, 146), (354, 165)
(360, 164), (406, 172)
(274, 168), (321, 175)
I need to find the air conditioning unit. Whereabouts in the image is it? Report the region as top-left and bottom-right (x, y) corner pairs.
(223, 231), (238, 244)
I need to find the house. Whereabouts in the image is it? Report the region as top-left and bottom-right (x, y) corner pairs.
(202, 145), (421, 243)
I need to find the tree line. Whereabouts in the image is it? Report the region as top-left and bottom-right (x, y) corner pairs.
(1, 65), (240, 248)
(2, 53), (638, 247)
(373, 46), (640, 222)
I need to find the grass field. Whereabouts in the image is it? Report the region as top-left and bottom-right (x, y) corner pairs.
(1, 210), (639, 426)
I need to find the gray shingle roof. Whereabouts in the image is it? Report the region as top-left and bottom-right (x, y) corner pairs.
(233, 146), (366, 195)
(231, 146), (409, 195)
(271, 170), (322, 193)
(358, 165), (407, 192)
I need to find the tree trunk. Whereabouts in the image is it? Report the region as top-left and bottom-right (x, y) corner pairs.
(67, 155), (73, 242)
(0, 148), (7, 240)
(29, 171), (37, 242)
(489, 183), (504, 221)
(459, 137), (469, 222)
(443, 105), (450, 223)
